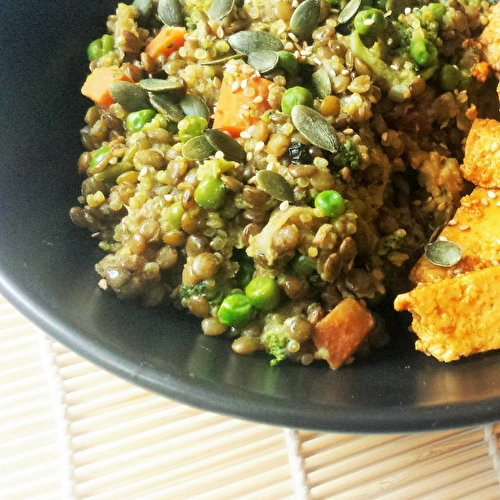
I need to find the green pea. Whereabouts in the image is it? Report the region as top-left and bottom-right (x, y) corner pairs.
(245, 277), (280, 311)
(178, 116), (208, 143)
(277, 51), (299, 77)
(88, 39), (104, 61)
(315, 190), (345, 218)
(194, 177), (227, 210)
(293, 255), (317, 277)
(410, 39), (438, 68)
(430, 3), (446, 22)
(218, 294), (254, 326)
(439, 64), (460, 92)
(88, 146), (111, 174)
(168, 202), (184, 230)
(126, 109), (157, 132)
(281, 86), (314, 115)
(353, 9), (386, 36)
(101, 34), (114, 53)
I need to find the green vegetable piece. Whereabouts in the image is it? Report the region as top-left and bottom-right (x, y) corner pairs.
(293, 255), (317, 277)
(218, 294), (254, 326)
(178, 115), (208, 143)
(277, 51), (299, 77)
(88, 39), (104, 61)
(194, 177), (227, 210)
(439, 64), (461, 92)
(88, 146), (111, 174)
(101, 34), (114, 52)
(430, 2), (446, 22)
(168, 202), (184, 230)
(126, 109), (157, 132)
(353, 9), (386, 36)
(314, 190), (345, 217)
(410, 39), (438, 68)
(245, 277), (280, 311)
(281, 86), (314, 115)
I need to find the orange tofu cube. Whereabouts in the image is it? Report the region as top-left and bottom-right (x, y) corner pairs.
(395, 266), (500, 362)
(479, 3), (500, 73)
(410, 187), (500, 285)
(461, 118), (500, 188)
(313, 297), (375, 369)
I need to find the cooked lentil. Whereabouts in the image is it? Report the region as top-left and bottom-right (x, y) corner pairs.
(73, 0), (494, 367)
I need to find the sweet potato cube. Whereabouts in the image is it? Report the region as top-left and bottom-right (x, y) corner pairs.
(81, 67), (134, 109)
(461, 119), (500, 188)
(479, 3), (500, 73)
(410, 187), (500, 285)
(313, 297), (375, 369)
(395, 266), (500, 362)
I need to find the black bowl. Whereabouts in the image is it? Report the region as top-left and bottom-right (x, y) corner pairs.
(1, 0), (500, 433)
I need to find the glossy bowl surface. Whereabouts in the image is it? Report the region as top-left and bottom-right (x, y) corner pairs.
(2, 0), (500, 433)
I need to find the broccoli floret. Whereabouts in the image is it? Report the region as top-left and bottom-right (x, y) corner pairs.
(331, 140), (361, 171)
(261, 320), (290, 366)
(349, 31), (422, 102)
(179, 281), (224, 306)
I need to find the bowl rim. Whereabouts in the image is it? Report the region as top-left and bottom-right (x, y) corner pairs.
(3, 271), (500, 434)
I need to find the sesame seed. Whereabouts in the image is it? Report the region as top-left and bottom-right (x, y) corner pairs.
(253, 95), (264, 104)
(240, 79), (248, 89)
(246, 152), (254, 161)
(285, 42), (294, 51)
(215, 151), (225, 159)
(343, 128), (354, 135)
(164, 194), (173, 202)
(493, 261), (500, 266)
(482, 198), (489, 206)
(140, 167), (148, 176)
(280, 200), (290, 211)
(216, 26), (224, 39)
(458, 224), (470, 231)
(491, 143), (499, 153)
(292, 0), (298, 6)
(438, 236), (448, 241)
(231, 81), (240, 92)
(240, 131), (251, 139)
(289, 33), (299, 43)
(267, 162), (274, 169)
(488, 190), (497, 199)
(255, 141), (265, 153)
(381, 132), (388, 141)
(277, 26), (286, 36)
(109, 157), (118, 165)
(294, 50), (300, 59)
(313, 57), (322, 65)
(241, 104), (250, 110)
(91, 232), (100, 238)
(448, 219), (457, 226)
(404, 7), (411, 14)
(387, 38), (393, 46)
(341, 167), (350, 180)
(98, 278), (108, 290)
(437, 202), (446, 211)
(363, 18), (375, 26)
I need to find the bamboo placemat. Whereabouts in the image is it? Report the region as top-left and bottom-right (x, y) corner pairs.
(2, 293), (500, 500)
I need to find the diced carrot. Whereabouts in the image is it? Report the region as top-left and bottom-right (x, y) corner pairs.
(313, 297), (375, 369)
(212, 75), (272, 137)
(144, 27), (187, 60)
(81, 67), (134, 109)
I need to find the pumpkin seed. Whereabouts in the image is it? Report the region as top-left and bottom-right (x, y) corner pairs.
(312, 68), (331, 98)
(182, 135), (216, 161)
(109, 81), (151, 112)
(179, 94), (210, 121)
(338, 0), (362, 24)
(247, 50), (279, 73)
(133, 0), (154, 24)
(201, 53), (245, 66)
(139, 77), (185, 93)
(150, 94), (185, 122)
(290, 0), (320, 40)
(209, 0), (235, 20)
(227, 31), (284, 55)
(204, 129), (246, 163)
(291, 105), (339, 153)
(424, 240), (462, 267)
(158, 0), (184, 26)
(256, 170), (294, 202)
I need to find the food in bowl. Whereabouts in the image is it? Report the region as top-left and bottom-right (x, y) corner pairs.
(71, 0), (493, 368)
